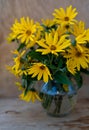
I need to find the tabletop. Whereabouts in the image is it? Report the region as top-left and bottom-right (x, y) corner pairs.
(0, 98), (89, 130)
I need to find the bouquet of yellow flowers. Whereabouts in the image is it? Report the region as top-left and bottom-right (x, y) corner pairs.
(7, 5), (89, 105)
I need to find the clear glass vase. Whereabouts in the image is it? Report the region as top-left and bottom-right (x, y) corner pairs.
(40, 81), (77, 117)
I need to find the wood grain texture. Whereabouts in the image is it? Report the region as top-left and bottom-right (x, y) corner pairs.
(0, 0), (89, 97)
(0, 98), (89, 130)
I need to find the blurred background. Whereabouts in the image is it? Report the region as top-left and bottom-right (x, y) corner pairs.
(0, 0), (89, 98)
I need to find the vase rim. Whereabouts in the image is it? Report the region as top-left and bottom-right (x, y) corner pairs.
(41, 83), (77, 96)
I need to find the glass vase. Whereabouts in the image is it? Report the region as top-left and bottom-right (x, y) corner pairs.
(40, 81), (77, 117)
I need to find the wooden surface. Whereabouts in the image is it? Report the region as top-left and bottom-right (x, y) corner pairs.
(0, 98), (89, 130)
(0, 0), (89, 98)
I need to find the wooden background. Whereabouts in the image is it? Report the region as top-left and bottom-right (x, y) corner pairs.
(0, 0), (89, 98)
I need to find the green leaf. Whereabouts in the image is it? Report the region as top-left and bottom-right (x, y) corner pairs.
(58, 58), (64, 68)
(21, 74), (36, 95)
(54, 72), (72, 85)
(27, 50), (48, 61)
(74, 73), (83, 89)
(41, 24), (57, 32)
(48, 64), (57, 70)
(17, 43), (25, 51)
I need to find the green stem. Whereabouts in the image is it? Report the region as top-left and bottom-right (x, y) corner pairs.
(53, 96), (63, 114)
(48, 54), (54, 66)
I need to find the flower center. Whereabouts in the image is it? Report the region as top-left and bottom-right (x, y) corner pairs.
(64, 16), (69, 21)
(50, 45), (56, 50)
(40, 65), (45, 70)
(65, 24), (70, 29)
(26, 30), (31, 36)
(75, 51), (82, 57)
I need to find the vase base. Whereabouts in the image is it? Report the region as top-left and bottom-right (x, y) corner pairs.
(41, 93), (77, 117)
(47, 110), (72, 117)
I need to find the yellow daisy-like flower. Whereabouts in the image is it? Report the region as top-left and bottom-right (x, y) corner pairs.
(15, 82), (24, 91)
(63, 46), (89, 74)
(8, 17), (37, 44)
(73, 21), (85, 36)
(26, 25), (41, 49)
(36, 31), (71, 56)
(6, 66), (18, 76)
(41, 19), (55, 27)
(56, 24), (73, 36)
(7, 50), (26, 76)
(53, 5), (78, 25)
(19, 90), (41, 102)
(56, 25), (66, 36)
(7, 66), (28, 77)
(7, 33), (16, 43)
(15, 82), (41, 102)
(62, 84), (69, 92)
(12, 50), (25, 70)
(18, 69), (28, 76)
(85, 29), (89, 42)
(28, 63), (52, 82)
(75, 31), (88, 52)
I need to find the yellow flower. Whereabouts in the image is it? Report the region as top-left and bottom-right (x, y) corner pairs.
(15, 82), (24, 91)
(57, 24), (73, 35)
(19, 90), (41, 102)
(66, 62), (76, 75)
(41, 19), (55, 27)
(63, 46), (89, 74)
(63, 84), (69, 92)
(16, 82), (41, 102)
(18, 69), (28, 76)
(7, 33), (16, 43)
(73, 21), (85, 36)
(53, 5), (78, 25)
(7, 50), (26, 76)
(26, 25), (41, 49)
(7, 65), (22, 76)
(75, 31), (88, 52)
(8, 17), (38, 44)
(56, 25), (66, 36)
(85, 29), (89, 42)
(36, 31), (71, 56)
(6, 66), (18, 76)
(12, 50), (25, 71)
(28, 63), (52, 82)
